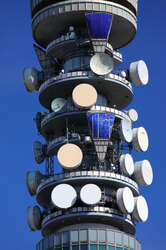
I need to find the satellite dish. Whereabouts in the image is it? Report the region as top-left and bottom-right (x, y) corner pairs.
(51, 184), (77, 209)
(132, 127), (149, 152)
(32, 141), (45, 164)
(27, 206), (41, 231)
(23, 67), (39, 92)
(119, 154), (134, 176)
(51, 98), (67, 114)
(133, 196), (148, 222)
(26, 171), (42, 196)
(90, 53), (114, 75)
(57, 143), (83, 169)
(120, 119), (132, 142)
(80, 184), (101, 205)
(125, 109), (138, 122)
(72, 84), (97, 109)
(116, 187), (134, 213)
(134, 160), (153, 186)
(129, 60), (149, 86)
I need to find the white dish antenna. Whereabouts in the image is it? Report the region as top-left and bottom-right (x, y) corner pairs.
(32, 141), (45, 164)
(132, 127), (149, 152)
(80, 184), (101, 205)
(51, 98), (67, 114)
(27, 206), (41, 231)
(129, 60), (149, 86)
(133, 196), (148, 222)
(51, 184), (77, 209)
(120, 119), (132, 142)
(57, 143), (83, 169)
(125, 109), (138, 122)
(116, 187), (134, 213)
(72, 84), (97, 109)
(119, 154), (134, 176)
(134, 160), (153, 186)
(90, 52), (114, 75)
(26, 171), (42, 196)
(23, 67), (39, 92)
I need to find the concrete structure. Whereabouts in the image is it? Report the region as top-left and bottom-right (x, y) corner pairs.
(24, 1), (152, 249)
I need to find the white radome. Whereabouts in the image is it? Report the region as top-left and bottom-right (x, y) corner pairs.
(129, 60), (149, 86)
(80, 184), (101, 205)
(51, 184), (77, 209)
(119, 154), (134, 175)
(116, 187), (134, 213)
(134, 160), (153, 186)
(72, 83), (97, 109)
(133, 196), (148, 222)
(132, 127), (149, 152)
(120, 119), (132, 142)
(126, 109), (138, 122)
(57, 143), (83, 169)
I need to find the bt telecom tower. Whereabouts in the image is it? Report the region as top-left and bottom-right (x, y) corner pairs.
(24, 0), (153, 249)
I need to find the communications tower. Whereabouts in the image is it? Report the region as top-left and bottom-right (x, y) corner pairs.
(24, 0), (153, 249)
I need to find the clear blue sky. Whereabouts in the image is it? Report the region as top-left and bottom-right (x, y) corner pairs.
(0, 1), (166, 249)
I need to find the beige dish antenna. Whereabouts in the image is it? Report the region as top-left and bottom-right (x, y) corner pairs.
(133, 196), (148, 222)
(57, 143), (83, 169)
(132, 127), (149, 152)
(72, 83), (97, 109)
(134, 160), (153, 186)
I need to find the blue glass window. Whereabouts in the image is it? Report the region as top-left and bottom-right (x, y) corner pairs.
(81, 245), (88, 250)
(86, 13), (113, 39)
(90, 245), (97, 250)
(87, 113), (114, 139)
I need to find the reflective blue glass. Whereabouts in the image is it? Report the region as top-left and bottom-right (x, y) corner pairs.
(86, 13), (113, 39)
(87, 113), (114, 139)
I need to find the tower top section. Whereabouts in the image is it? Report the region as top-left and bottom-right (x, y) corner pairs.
(30, 0), (138, 49)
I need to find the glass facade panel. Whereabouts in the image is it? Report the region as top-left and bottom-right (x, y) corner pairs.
(63, 232), (70, 244)
(80, 230), (87, 242)
(63, 246), (70, 250)
(124, 234), (129, 247)
(55, 233), (61, 246)
(116, 248), (123, 250)
(107, 231), (114, 243)
(90, 245), (97, 250)
(48, 235), (54, 247)
(44, 238), (48, 249)
(89, 230), (97, 242)
(98, 230), (106, 242)
(108, 246), (115, 250)
(81, 245), (88, 250)
(99, 245), (106, 250)
(129, 237), (134, 248)
(71, 230), (79, 243)
(115, 232), (122, 245)
(72, 245), (79, 250)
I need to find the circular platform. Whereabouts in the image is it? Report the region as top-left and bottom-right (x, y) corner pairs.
(36, 171), (139, 210)
(41, 206), (135, 237)
(39, 71), (133, 110)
